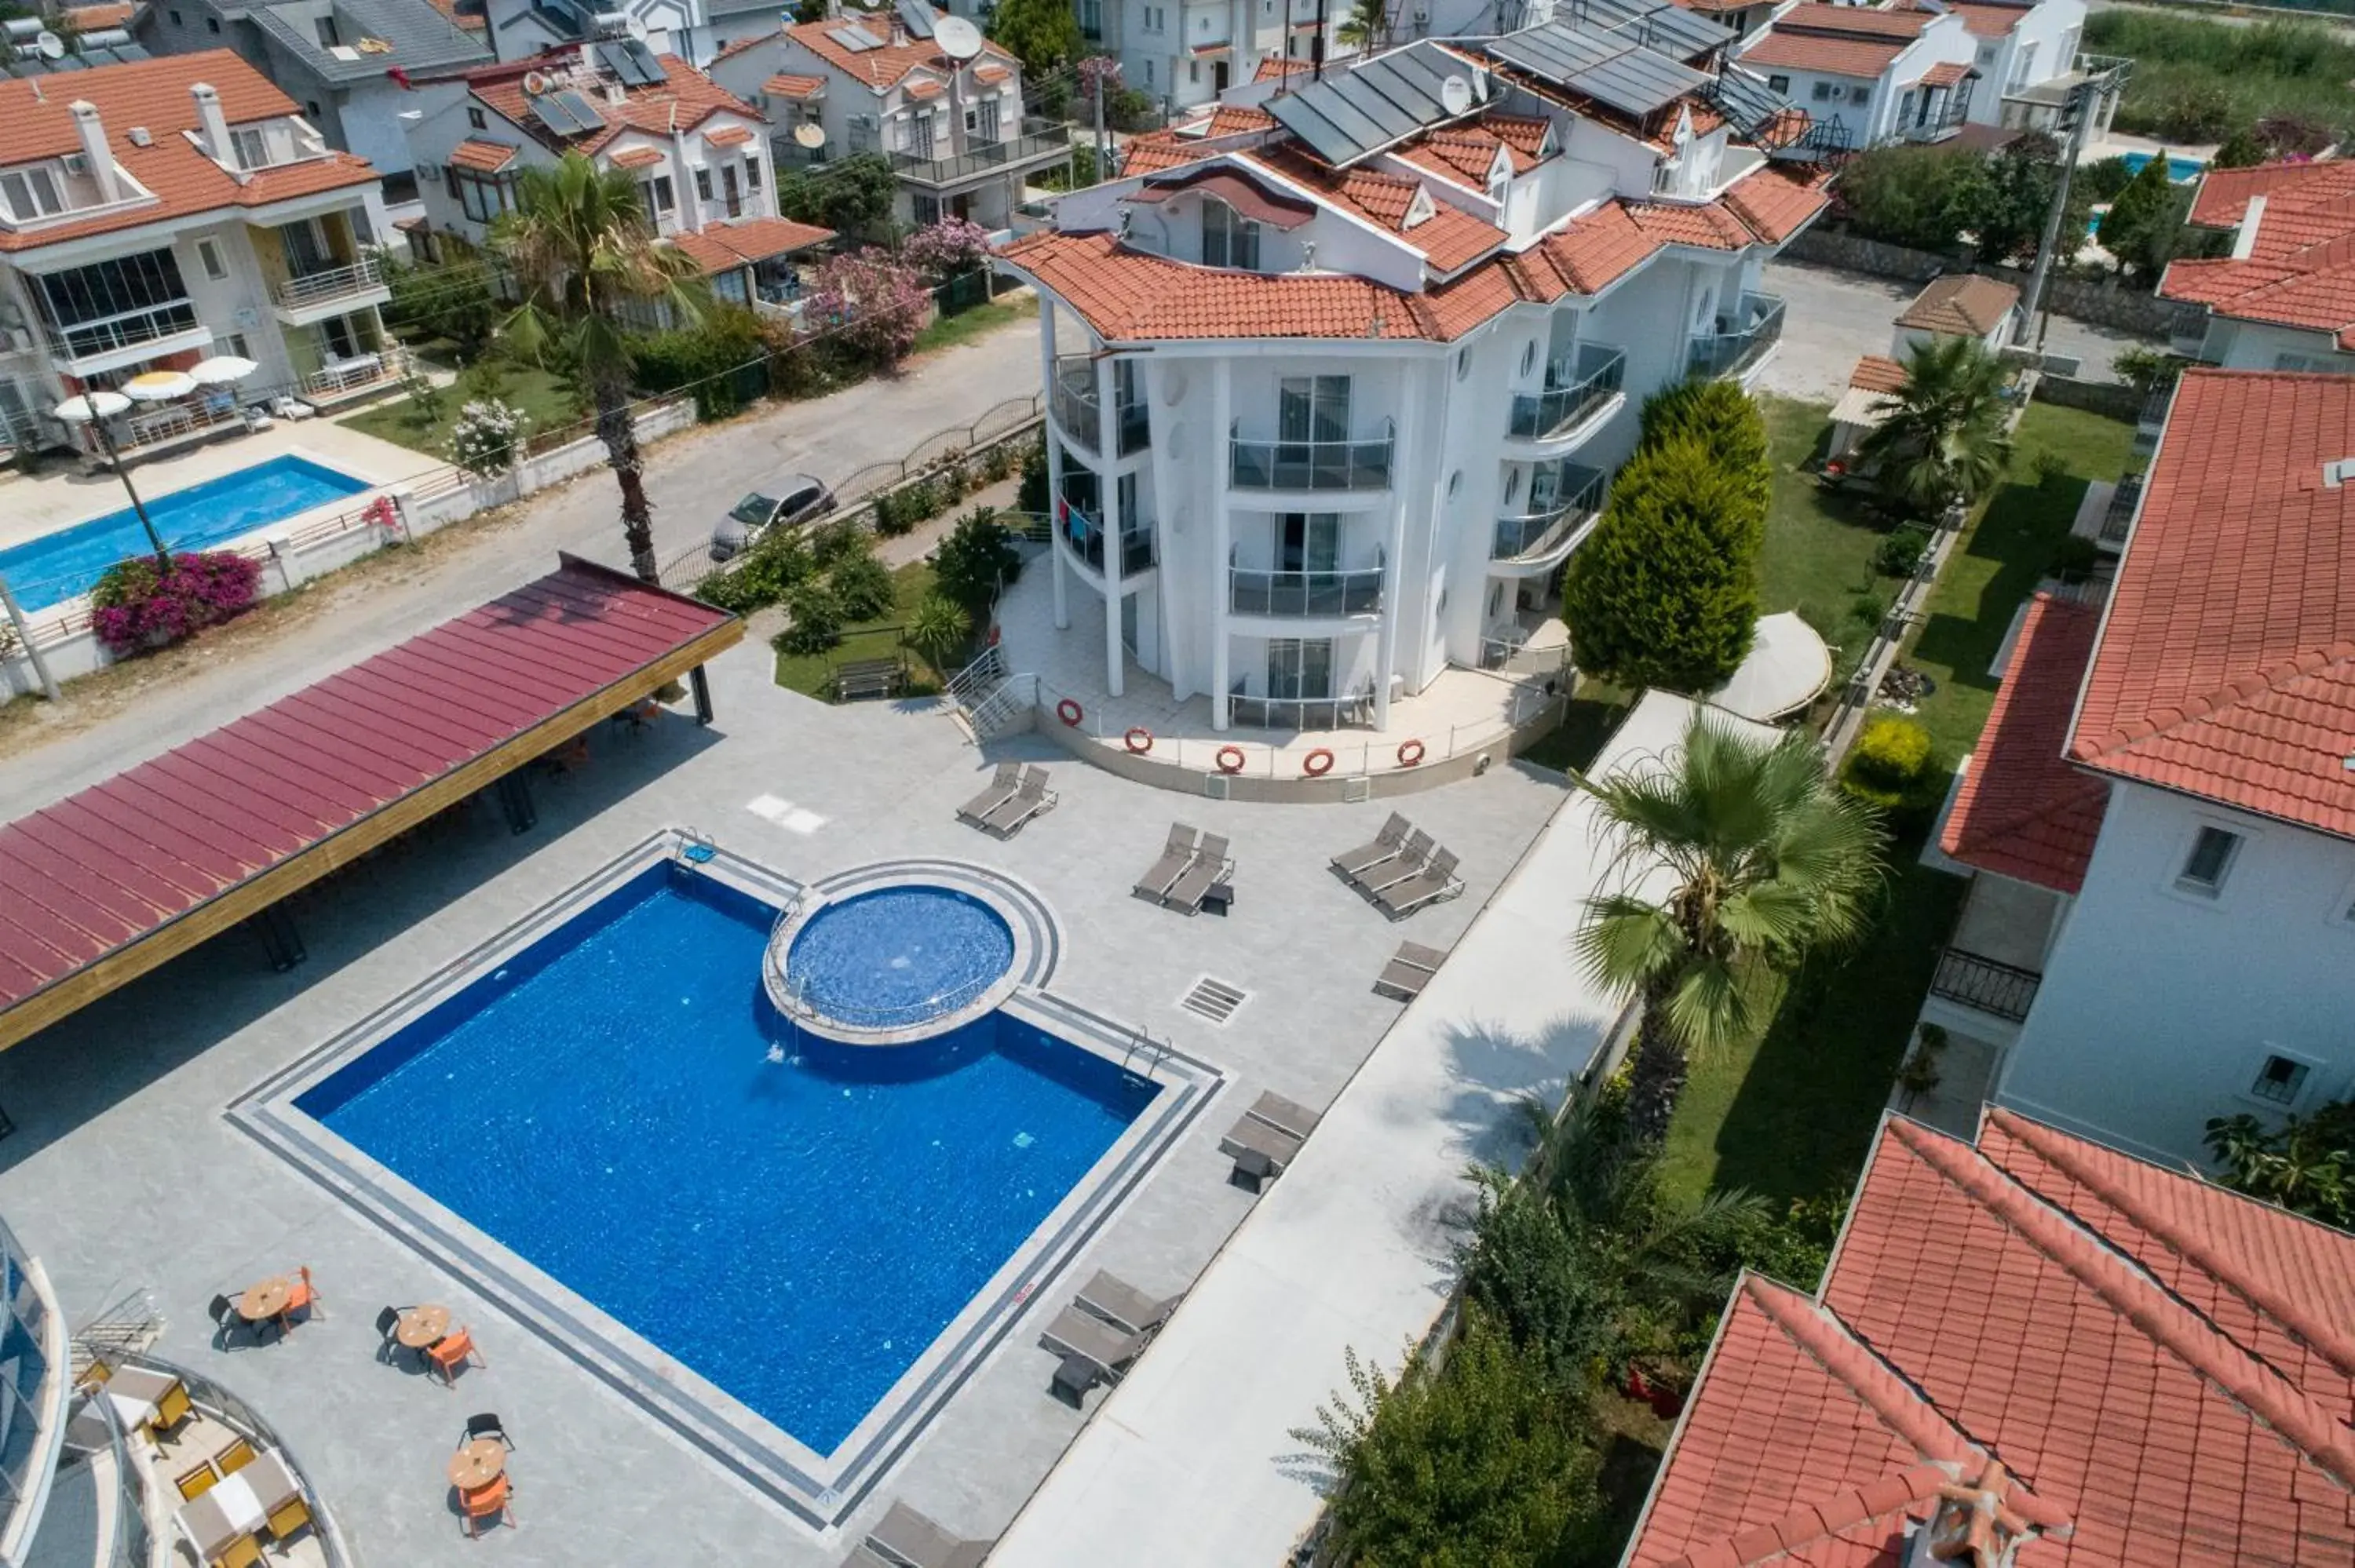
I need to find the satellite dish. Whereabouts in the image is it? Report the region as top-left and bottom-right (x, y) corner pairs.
(521, 68), (550, 95)
(1439, 74), (1471, 116)
(935, 15), (983, 60)
(35, 31), (65, 59)
(793, 121), (826, 148)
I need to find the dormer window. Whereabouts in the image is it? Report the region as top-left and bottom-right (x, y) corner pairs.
(314, 13), (340, 47)
(0, 166), (65, 221)
(1203, 198), (1259, 269)
(232, 127), (268, 170)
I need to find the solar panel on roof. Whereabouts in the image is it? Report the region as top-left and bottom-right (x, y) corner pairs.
(1569, 48), (1706, 116)
(896, 0), (934, 39)
(1486, 25), (1627, 86)
(599, 39), (651, 84)
(553, 87), (606, 127)
(1264, 41), (1484, 168)
(825, 24), (876, 49)
(842, 22), (886, 46)
(623, 36), (666, 79)
(1706, 64), (1789, 137)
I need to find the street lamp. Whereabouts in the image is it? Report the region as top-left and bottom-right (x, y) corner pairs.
(52, 388), (170, 573)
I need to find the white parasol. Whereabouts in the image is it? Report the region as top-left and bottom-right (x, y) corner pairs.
(121, 369), (200, 402)
(189, 355), (261, 386)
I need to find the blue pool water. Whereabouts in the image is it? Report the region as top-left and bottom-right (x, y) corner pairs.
(2118, 150), (2206, 184)
(0, 455), (370, 611)
(297, 865), (1153, 1454)
(787, 885), (1015, 1028)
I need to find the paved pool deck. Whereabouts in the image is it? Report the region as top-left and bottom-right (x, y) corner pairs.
(0, 628), (1567, 1566)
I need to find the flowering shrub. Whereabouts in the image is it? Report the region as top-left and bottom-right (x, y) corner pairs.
(89, 551), (261, 656)
(801, 248), (930, 367)
(901, 217), (995, 283)
(447, 397), (526, 475)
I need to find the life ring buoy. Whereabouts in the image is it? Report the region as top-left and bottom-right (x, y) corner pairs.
(987, 624), (1001, 647)
(1057, 698), (1083, 727)
(1215, 745), (1247, 775)
(1396, 738), (1426, 768)
(1303, 747), (1336, 777)
(1124, 726), (1153, 753)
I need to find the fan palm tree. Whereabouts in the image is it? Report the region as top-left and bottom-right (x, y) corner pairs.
(1573, 715), (1885, 1143)
(491, 151), (707, 583)
(1857, 335), (2013, 518)
(1336, 0), (1386, 49)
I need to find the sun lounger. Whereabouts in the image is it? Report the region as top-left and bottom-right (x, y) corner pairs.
(1374, 940), (1450, 1001)
(1163, 833), (1232, 914)
(862, 1501), (994, 1568)
(954, 762), (1020, 826)
(1040, 1304), (1151, 1396)
(1374, 848), (1464, 919)
(1330, 811), (1411, 879)
(979, 765), (1057, 837)
(1245, 1089), (1320, 1142)
(1219, 1114), (1304, 1183)
(842, 1548), (896, 1568)
(1075, 1270), (1182, 1336)
(1132, 824), (1199, 903)
(1353, 830), (1433, 894)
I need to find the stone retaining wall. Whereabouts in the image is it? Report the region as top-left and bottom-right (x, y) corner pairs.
(1782, 228), (2206, 341)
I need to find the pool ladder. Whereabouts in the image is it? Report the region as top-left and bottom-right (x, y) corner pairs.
(676, 826), (718, 864)
(1120, 1030), (1174, 1081)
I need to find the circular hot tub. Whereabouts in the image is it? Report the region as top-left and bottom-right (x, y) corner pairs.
(762, 862), (1056, 1044)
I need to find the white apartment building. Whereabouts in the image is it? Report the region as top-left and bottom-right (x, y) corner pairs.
(2160, 159), (2355, 376)
(1948, 0), (2095, 134)
(1930, 368), (2355, 1168)
(0, 49), (395, 458)
(708, 5), (1063, 231)
(406, 42), (831, 312)
(487, 0), (784, 71)
(994, 18), (1827, 734)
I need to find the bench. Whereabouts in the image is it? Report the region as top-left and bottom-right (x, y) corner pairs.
(833, 657), (906, 702)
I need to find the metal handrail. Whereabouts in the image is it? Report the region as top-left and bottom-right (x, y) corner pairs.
(272, 254), (385, 309)
(1226, 687), (1379, 731)
(1687, 292), (1785, 381)
(1050, 359), (1148, 456)
(1059, 503), (1156, 577)
(2098, 473), (2141, 545)
(1228, 418), (1394, 490)
(1928, 946), (2041, 1024)
(889, 121), (1070, 186)
(42, 299), (201, 361)
(1227, 546), (1385, 616)
(1506, 345), (1625, 441)
(1493, 464), (1605, 560)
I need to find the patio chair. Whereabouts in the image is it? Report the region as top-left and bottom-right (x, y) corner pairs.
(1374, 848), (1464, 920)
(1244, 1089), (1320, 1143)
(459, 1474), (514, 1537)
(863, 1500), (994, 1568)
(1039, 1305), (1150, 1398)
(427, 1326), (484, 1387)
(1353, 830), (1434, 895)
(265, 1496), (313, 1544)
(1163, 833), (1232, 916)
(954, 762), (1020, 826)
(214, 1534), (262, 1568)
(1074, 1269), (1182, 1336)
(215, 1438), (255, 1475)
(464, 1413), (513, 1450)
(373, 1307), (401, 1351)
(1219, 1114), (1304, 1185)
(177, 1460), (218, 1502)
(1373, 940), (1449, 1001)
(280, 1265), (320, 1327)
(979, 765), (1057, 838)
(1331, 811), (1411, 879)
(149, 1378), (192, 1435)
(1132, 824), (1199, 903)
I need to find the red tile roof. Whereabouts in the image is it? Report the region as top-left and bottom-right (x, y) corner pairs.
(64, 2), (135, 27)
(2160, 161), (2355, 349)
(470, 50), (760, 158)
(1208, 105), (1277, 136)
(1919, 60), (1973, 88)
(1131, 165), (1317, 228)
(1849, 354), (1906, 393)
(0, 50), (378, 254)
(1775, 2), (1933, 37)
(1120, 138), (1206, 176)
(998, 228), (1430, 341)
(1946, 1), (2032, 37)
(605, 144), (664, 169)
(703, 124), (755, 147)
(448, 137), (519, 173)
(1739, 28), (1906, 79)
(1939, 595), (2110, 893)
(763, 72), (826, 100)
(1392, 115), (1551, 187)
(1897, 272), (2019, 336)
(1627, 1108), (2355, 1568)
(2068, 369), (2355, 840)
(782, 9), (1014, 89)
(1724, 164), (1834, 243)
(666, 214), (834, 273)
(1241, 148), (1509, 273)
(1255, 56), (1311, 81)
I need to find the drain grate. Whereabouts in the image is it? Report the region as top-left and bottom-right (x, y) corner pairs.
(1179, 975), (1250, 1026)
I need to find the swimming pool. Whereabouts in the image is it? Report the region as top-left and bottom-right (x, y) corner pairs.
(290, 859), (1156, 1457)
(2118, 150), (2206, 184)
(0, 454), (370, 611)
(784, 885), (1017, 1030)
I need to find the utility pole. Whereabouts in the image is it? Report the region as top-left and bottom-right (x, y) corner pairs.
(1093, 64), (1106, 180)
(2017, 60), (2126, 356)
(0, 572), (60, 703)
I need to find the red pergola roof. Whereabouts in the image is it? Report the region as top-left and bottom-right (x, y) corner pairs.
(0, 557), (739, 1048)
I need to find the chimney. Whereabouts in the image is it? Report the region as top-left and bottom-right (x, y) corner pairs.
(68, 100), (121, 202)
(190, 82), (236, 172)
(889, 12), (906, 42)
(579, 41), (598, 76)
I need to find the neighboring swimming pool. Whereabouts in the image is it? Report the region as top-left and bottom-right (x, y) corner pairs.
(257, 846), (1203, 1520)
(2118, 150), (2206, 184)
(0, 454), (370, 611)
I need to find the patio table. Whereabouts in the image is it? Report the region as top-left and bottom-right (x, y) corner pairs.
(239, 1277), (291, 1322)
(447, 1438), (506, 1492)
(396, 1304), (451, 1350)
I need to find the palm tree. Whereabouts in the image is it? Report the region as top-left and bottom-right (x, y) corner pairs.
(491, 151), (707, 583)
(1856, 335), (2013, 518)
(1574, 715), (1884, 1143)
(1336, 0), (1385, 49)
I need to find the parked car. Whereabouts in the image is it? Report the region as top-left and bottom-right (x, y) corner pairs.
(710, 476), (834, 560)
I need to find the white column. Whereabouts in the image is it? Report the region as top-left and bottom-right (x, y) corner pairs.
(1210, 356), (1232, 731)
(1374, 359), (1417, 732)
(1097, 353), (1124, 698)
(1039, 301), (1071, 631)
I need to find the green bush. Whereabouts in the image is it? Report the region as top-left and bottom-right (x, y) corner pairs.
(1017, 440), (1050, 516)
(829, 551), (894, 622)
(808, 517), (868, 570)
(628, 306), (767, 419)
(906, 593), (972, 668)
(1842, 715), (1934, 811)
(774, 579), (845, 655)
(1872, 529), (1930, 578)
(1561, 436), (1763, 693)
(698, 532), (814, 613)
(933, 505), (1024, 612)
(874, 478), (940, 537)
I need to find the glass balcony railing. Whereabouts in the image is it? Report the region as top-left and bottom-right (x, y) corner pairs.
(1050, 358), (1148, 457)
(1228, 547), (1385, 616)
(1228, 418), (1394, 491)
(1506, 345), (1626, 442)
(1493, 463), (1605, 561)
(1058, 503), (1156, 578)
(42, 299), (201, 362)
(890, 120), (1071, 187)
(1687, 292), (1785, 381)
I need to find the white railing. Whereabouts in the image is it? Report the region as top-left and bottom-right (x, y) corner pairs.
(272, 255), (385, 310)
(299, 345), (409, 401)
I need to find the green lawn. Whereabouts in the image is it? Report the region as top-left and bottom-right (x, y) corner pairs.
(1518, 677), (1634, 775)
(338, 365), (582, 458)
(772, 561), (953, 699)
(2086, 10), (2355, 145)
(1756, 396), (1911, 681)
(913, 298), (1029, 356)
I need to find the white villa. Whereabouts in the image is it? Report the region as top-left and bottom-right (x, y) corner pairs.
(1930, 367), (2355, 1168)
(991, 16), (1827, 771)
(0, 49), (395, 458)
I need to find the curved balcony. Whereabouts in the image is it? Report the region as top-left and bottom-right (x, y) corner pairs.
(1492, 462), (1605, 572)
(1228, 548), (1386, 618)
(1228, 419), (1393, 493)
(1505, 345), (1625, 447)
(1050, 356), (1149, 460)
(1688, 292), (1785, 382)
(1058, 502), (1156, 580)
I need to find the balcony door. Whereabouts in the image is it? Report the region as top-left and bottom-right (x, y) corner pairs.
(1266, 637), (1334, 700)
(1277, 512), (1338, 573)
(1278, 375), (1349, 446)
(282, 217), (332, 279)
(721, 163), (742, 218)
(1528, 463), (1561, 514)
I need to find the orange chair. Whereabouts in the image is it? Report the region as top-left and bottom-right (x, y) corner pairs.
(175, 1460), (217, 1502)
(460, 1473), (514, 1537)
(427, 1326), (485, 1388)
(280, 1267), (321, 1329)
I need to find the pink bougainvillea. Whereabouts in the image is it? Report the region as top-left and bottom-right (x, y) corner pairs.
(801, 247), (933, 366)
(901, 217), (995, 283)
(89, 550), (262, 656)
